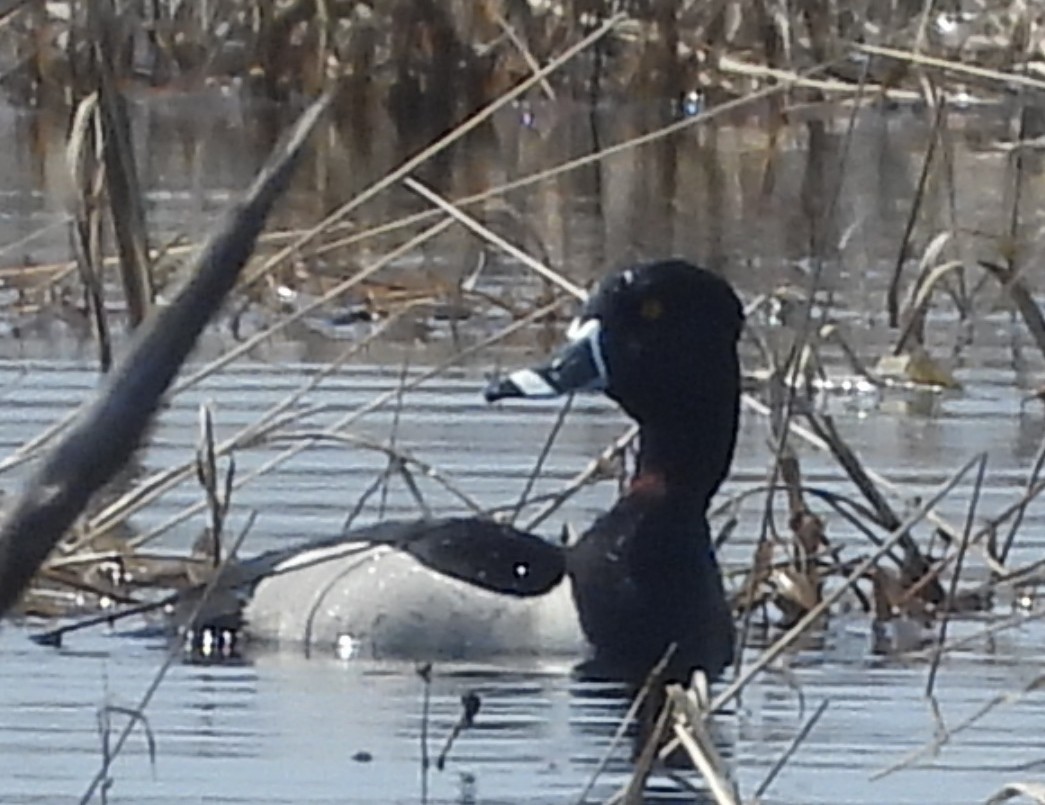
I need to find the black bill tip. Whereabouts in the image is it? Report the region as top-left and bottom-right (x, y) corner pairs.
(483, 377), (517, 403)
(483, 369), (560, 403)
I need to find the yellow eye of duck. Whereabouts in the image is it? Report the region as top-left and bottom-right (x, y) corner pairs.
(640, 297), (663, 322)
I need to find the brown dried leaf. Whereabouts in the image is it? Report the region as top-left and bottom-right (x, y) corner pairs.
(772, 565), (821, 613)
(875, 346), (962, 389)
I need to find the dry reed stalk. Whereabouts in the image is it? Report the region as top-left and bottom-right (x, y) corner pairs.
(66, 90), (113, 372)
(434, 691), (481, 771)
(803, 412), (903, 531)
(888, 97), (946, 329)
(988, 549), (1045, 590)
(697, 452), (984, 726)
(574, 646), (676, 804)
(95, 702), (156, 802)
(740, 394), (974, 559)
(753, 696), (830, 799)
(925, 454), (987, 697)
(417, 662), (432, 793)
(979, 260), (1045, 363)
(715, 53), (921, 100)
(116, 298), (567, 551)
(817, 323), (883, 387)
(403, 177), (588, 300)
(875, 673), (1045, 781)
(511, 395), (574, 525)
(889, 469), (1045, 605)
(85, 307), (421, 550)
(89, 0), (153, 328)
(856, 42), (1045, 92)
(894, 257), (965, 356)
(269, 430), (486, 515)
(0, 224), (328, 286)
(240, 14), (626, 290)
(618, 692), (673, 805)
(167, 214), (449, 393)
(1004, 105), (1033, 292)
(0, 406), (90, 476)
(0, 220), (69, 264)
(667, 684), (737, 805)
(927, 607), (1045, 664)
(343, 465), (399, 535)
(376, 355), (414, 521)
(0, 91), (330, 616)
(491, 9), (556, 100)
(951, 449), (1045, 559)
(195, 403), (234, 568)
(304, 70), (811, 273)
(524, 424), (638, 531)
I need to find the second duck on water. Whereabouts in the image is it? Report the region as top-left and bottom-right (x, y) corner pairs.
(236, 259), (743, 682)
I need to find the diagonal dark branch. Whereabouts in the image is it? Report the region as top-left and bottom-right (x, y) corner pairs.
(0, 91), (331, 617)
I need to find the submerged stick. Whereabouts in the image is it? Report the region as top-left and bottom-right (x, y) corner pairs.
(0, 92), (330, 617)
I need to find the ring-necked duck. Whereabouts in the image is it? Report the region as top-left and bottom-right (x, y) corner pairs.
(236, 259), (742, 680)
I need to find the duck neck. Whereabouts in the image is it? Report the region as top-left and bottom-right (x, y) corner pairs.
(631, 398), (739, 507)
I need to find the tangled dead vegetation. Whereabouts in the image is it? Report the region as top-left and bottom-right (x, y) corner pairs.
(3, 5), (1045, 801)
(3, 0), (1045, 110)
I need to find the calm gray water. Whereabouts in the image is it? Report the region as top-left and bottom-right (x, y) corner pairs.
(1, 91), (1045, 803)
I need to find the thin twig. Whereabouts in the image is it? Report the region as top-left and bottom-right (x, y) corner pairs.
(123, 298), (568, 549)
(754, 697), (831, 798)
(404, 177), (587, 300)
(926, 453), (988, 698)
(511, 395), (574, 524)
(240, 14), (627, 290)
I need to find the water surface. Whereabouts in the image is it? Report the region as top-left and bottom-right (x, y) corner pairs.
(1, 93), (1045, 803)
